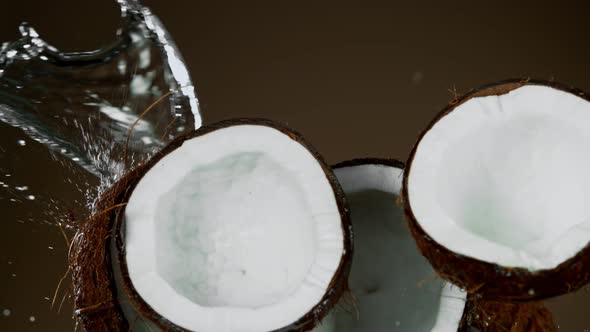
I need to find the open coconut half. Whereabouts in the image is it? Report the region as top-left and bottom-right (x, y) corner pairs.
(71, 119), (352, 332)
(331, 159), (467, 332)
(404, 79), (590, 301)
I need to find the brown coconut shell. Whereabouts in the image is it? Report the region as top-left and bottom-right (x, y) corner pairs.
(70, 118), (353, 332)
(69, 166), (145, 332)
(459, 295), (557, 332)
(403, 78), (590, 301)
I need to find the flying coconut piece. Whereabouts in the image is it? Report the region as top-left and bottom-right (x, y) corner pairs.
(71, 119), (352, 332)
(404, 79), (590, 301)
(331, 158), (467, 332)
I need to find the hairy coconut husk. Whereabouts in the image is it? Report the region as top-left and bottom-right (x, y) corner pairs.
(403, 78), (590, 301)
(69, 165), (144, 332)
(70, 118), (353, 332)
(459, 294), (557, 332)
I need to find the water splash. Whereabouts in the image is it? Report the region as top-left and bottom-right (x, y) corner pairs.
(0, 0), (201, 213)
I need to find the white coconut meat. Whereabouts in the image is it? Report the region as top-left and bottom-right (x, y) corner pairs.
(124, 124), (346, 332)
(333, 162), (466, 332)
(408, 85), (590, 271)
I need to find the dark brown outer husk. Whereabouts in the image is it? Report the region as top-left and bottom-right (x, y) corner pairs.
(71, 118), (353, 332)
(69, 166), (145, 332)
(69, 217), (125, 332)
(459, 295), (557, 332)
(403, 78), (590, 301)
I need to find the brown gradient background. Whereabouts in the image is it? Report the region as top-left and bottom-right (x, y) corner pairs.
(1, 0), (589, 331)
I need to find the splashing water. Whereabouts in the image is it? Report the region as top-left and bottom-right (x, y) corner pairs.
(0, 0), (201, 217)
(0, 2), (200, 329)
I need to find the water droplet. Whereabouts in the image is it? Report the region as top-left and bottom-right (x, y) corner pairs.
(29, 316), (36, 322)
(117, 60), (127, 74)
(17, 140), (26, 146)
(48, 246), (54, 250)
(2, 309), (10, 316)
(141, 136), (153, 145)
(15, 186), (28, 191)
(26, 195), (35, 200)
(528, 289), (535, 295)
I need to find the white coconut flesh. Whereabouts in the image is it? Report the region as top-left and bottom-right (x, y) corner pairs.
(123, 124), (346, 332)
(408, 85), (590, 271)
(333, 163), (466, 332)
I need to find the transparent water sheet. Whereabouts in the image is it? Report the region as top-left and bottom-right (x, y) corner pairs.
(0, 0), (199, 329)
(0, 0), (200, 187)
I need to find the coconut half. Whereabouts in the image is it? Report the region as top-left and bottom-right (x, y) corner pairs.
(71, 119), (352, 332)
(404, 79), (590, 300)
(332, 158), (467, 332)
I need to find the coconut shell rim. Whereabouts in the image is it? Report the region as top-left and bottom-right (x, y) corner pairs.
(402, 78), (590, 301)
(112, 118), (354, 332)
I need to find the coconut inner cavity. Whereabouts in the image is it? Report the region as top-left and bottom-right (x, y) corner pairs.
(408, 85), (590, 270)
(123, 124), (345, 332)
(155, 152), (315, 308)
